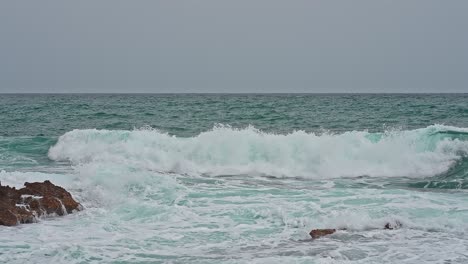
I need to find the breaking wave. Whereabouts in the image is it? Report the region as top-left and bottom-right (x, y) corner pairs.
(48, 125), (468, 179)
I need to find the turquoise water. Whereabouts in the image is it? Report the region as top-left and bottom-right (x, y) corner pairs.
(1, 94), (468, 263)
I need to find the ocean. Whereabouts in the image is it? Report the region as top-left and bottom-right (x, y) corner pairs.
(0, 94), (467, 263)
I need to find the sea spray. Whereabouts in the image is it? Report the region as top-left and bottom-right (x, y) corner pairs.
(48, 124), (468, 179)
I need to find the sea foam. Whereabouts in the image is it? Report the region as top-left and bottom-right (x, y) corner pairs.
(48, 124), (468, 179)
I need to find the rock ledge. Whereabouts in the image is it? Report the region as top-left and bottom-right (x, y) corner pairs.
(0, 180), (82, 226)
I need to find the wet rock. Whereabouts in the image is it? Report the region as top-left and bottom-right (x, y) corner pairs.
(384, 221), (403, 230)
(0, 181), (81, 226)
(19, 180), (81, 215)
(309, 229), (336, 239)
(309, 221), (404, 239)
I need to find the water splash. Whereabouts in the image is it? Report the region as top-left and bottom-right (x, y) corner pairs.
(48, 124), (468, 179)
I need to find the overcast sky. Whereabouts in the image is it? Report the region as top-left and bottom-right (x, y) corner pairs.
(1, 0), (467, 93)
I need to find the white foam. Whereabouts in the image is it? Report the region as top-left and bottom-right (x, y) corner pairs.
(20, 194), (43, 199)
(0, 170), (75, 189)
(3, 125), (468, 263)
(48, 124), (468, 179)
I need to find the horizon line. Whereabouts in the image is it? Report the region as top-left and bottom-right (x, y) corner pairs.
(0, 92), (467, 95)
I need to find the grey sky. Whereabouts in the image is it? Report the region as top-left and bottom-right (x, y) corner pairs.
(1, 0), (467, 93)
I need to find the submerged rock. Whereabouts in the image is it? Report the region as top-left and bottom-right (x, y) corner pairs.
(309, 229), (337, 239)
(384, 220), (403, 230)
(309, 222), (403, 239)
(0, 181), (81, 226)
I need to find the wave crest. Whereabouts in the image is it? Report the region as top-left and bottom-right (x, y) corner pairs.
(48, 125), (468, 179)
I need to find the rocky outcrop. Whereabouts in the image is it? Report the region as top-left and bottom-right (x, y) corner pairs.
(310, 228), (337, 239)
(384, 220), (402, 230)
(310, 221), (403, 239)
(0, 181), (82, 226)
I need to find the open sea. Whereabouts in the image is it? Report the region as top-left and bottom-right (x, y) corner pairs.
(0, 93), (468, 263)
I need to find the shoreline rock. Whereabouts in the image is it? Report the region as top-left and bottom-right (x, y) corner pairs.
(0, 181), (82, 226)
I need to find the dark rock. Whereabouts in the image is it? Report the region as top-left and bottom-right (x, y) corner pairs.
(310, 221), (404, 239)
(0, 184), (35, 226)
(19, 180), (81, 214)
(0, 181), (81, 226)
(384, 221), (403, 230)
(309, 229), (336, 239)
